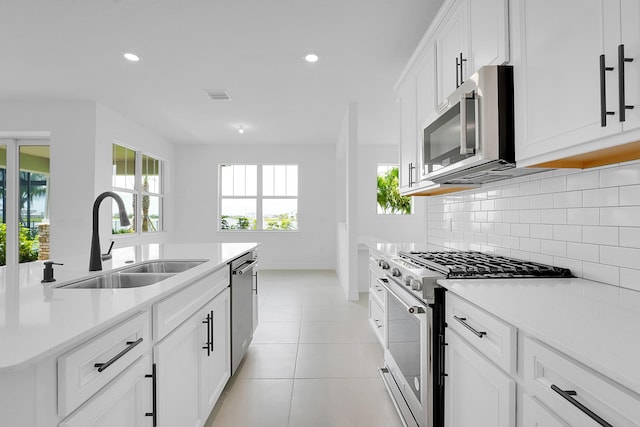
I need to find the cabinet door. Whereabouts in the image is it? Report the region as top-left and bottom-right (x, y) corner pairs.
(416, 44), (438, 181)
(398, 76), (417, 191)
(200, 288), (231, 418)
(445, 330), (515, 427)
(621, 0), (640, 131)
(154, 310), (206, 427)
(60, 356), (152, 427)
(522, 394), (570, 427)
(437, 0), (467, 107)
(467, 0), (509, 72)
(512, 0), (619, 164)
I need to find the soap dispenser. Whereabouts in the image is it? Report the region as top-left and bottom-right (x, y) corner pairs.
(41, 261), (64, 283)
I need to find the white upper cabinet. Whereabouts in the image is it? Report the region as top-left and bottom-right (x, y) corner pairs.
(398, 75), (418, 191)
(437, 0), (467, 107)
(416, 44), (438, 180)
(467, 0), (509, 71)
(513, 0), (640, 167)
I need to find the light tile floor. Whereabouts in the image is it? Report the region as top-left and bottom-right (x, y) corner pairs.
(205, 270), (402, 427)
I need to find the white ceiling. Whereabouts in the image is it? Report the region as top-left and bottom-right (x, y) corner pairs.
(0, 0), (442, 145)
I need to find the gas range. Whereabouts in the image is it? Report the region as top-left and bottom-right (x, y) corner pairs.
(382, 250), (573, 303)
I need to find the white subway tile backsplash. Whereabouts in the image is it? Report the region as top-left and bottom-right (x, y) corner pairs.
(530, 193), (555, 208)
(600, 246), (640, 269)
(511, 224), (530, 237)
(583, 262), (619, 285)
(540, 176), (567, 193)
(620, 268), (640, 292)
(601, 207), (640, 226)
(600, 163), (640, 187)
(619, 227), (640, 248)
(583, 187), (619, 207)
(541, 240), (567, 257)
(567, 207), (599, 225)
(553, 191), (583, 208)
(553, 225), (582, 242)
(426, 161), (640, 289)
(619, 184), (640, 206)
(541, 209), (567, 224)
(583, 226), (618, 246)
(566, 170), (599, 190)
(566, 242), (599, 262)
(531, 224), (553, 239)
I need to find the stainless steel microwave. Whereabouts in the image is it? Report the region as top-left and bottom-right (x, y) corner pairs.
(419, 65), (525, 185)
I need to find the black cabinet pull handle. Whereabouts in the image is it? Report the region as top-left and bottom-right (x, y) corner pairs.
(458, 53), (467, 87)
(456, 56), (460, 88)
(618, 44), (634, 122)
(210, 310), (215, 352)
(550, 384), (613, 427)
(453, 315), (487, 338)
(408, 162), (415, 187)
(145, 363), (157, 427)
(600, 54), (615, 126)
(94, 337), (143, 372)
(203, 313), (211, 356)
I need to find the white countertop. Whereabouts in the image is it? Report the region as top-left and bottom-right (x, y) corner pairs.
(0, 242), (259, 371)
(370, 243), (640, 396)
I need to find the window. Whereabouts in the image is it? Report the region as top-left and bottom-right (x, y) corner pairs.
(377, 164), (411, 215)
(112, 143), (164, 235)
(219, 164), (298, 231)
(0, 140), (51, 266)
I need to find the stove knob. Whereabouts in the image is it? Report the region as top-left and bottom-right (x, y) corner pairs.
(391, 268), (401, 277)
(411, 279), (422, 291)
(404, 275), (414, 287)
(380, 261), (390, 270)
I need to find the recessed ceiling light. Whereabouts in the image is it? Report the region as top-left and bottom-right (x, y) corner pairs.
(238, 126), (245, 134)
(304, 53), (319, 63)
(123, 52), (140, 62)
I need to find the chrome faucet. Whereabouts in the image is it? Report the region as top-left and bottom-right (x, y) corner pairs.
(90, 191), (131, 271)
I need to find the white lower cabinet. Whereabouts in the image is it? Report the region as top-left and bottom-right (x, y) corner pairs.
(522, 393), (569, 427)
(154, 288), (230, 427)
(445, 329), (516, 427)
(59, 355), (153, 427)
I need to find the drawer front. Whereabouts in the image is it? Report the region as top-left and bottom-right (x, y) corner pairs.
(154, 266), (229, 341)
(369, 268), (386, 308)
(446, 293), (517, 375)
(523, 336), (640, 427)
(368, 294), (385, 346)
(522, 393), (569, 427)
(58, 311), (150, 417)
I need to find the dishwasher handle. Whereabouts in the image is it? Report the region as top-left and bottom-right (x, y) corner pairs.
(233, 259), (258, 275)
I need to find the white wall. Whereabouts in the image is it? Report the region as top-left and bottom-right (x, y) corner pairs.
(335, 104), (359, 301)
(426, 160), (640, 292)
(172, 143), (336, 270)
(0, 101), (175, 265)
(357, 144), (426, 243)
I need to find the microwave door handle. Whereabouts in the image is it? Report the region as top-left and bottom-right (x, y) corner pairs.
(459, 92), (476, 155)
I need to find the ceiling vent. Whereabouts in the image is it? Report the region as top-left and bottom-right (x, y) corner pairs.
(205, 89), (232, 101)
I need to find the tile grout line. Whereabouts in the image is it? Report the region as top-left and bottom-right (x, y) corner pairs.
(286, 305), (304, 427)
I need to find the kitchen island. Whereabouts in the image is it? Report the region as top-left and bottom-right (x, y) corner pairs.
(0, 242), (259, 426)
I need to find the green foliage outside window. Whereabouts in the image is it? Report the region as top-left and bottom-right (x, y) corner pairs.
(377, 167), (411, 215)
(0, 223), (39, 265)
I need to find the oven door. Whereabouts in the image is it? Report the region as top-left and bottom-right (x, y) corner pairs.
(379, 278), (433, 427)
(420, 90), (479, 182)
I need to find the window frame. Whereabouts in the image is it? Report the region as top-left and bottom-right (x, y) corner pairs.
(218, 163), (299, 232)
(112, 141), (165, 236)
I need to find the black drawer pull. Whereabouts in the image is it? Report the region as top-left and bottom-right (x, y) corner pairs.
(618, 44), (634, 122)
(210, 310), (215, 352)
(145, 363), (157, 427)
(600, 54), (615, 126)
(551, 384), (612, 427)
(453, 315), (486, 338)
(94, 337), (143, 372)
(203, 313), (211, 356)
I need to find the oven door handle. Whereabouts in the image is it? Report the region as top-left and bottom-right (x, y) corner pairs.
(378, 278), (426, 315)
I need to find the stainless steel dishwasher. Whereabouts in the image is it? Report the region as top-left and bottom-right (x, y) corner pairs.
(230, 252), (258, 375)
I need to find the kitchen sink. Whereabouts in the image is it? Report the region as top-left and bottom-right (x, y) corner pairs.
(58, 272), (176, 289)
(55, 259), (207, 289)
(119, 259), (206, 274)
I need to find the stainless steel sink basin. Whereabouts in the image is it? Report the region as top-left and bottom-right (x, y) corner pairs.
(59, 272), (175, 289)
(119, 259), (207, 274)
